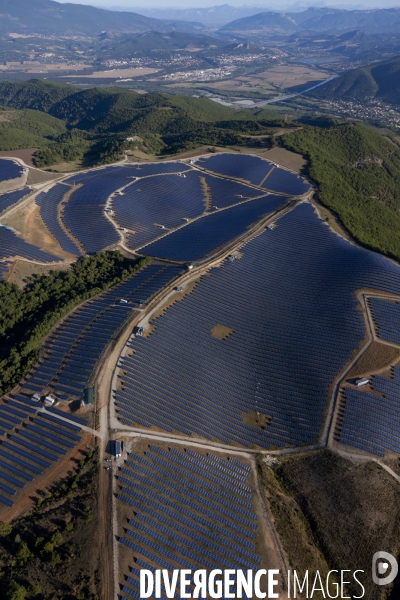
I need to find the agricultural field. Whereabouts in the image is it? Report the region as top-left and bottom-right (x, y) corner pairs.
(166, 64), (331, 97)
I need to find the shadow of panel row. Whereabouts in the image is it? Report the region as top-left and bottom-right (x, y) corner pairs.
(0, 159), (23, 183)
(0, 188), (30, 215)
(21, 263), (182, 401)
(115, 203), (400, 450)
(338, 367), (400, 457)
(117, 445), (257, 600)
(0, 399), (82, 507)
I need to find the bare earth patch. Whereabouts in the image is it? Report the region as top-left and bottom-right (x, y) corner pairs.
(27, 168), (62, 184)
(2, 198), (75, 261)
(243, 409), (272, 429)
(0, 148), (37, 167)
(347, 341), (400, 379)
(211, 323), (235, 340)
(265, 147), (307, 173)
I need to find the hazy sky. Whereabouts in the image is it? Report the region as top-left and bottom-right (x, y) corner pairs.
(55, 0), (400, 9)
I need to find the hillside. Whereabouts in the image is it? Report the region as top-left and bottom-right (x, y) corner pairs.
(0, 109), (66, 150)
(283, 122), (400, 262)
(309, 56), (400, 105)
(0, 0), (205, 36)
(96, 31), (226, 60)
(221, 7), (400, 34)
(0, 80), (282, 166)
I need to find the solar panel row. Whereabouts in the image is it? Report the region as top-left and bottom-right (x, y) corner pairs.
(36, 184), (82, 256)
(117, 445), (261, 594)
(140, 194), (287, 261)
(0, 188), (30, 215)
(21, 264), (182, 402)
(0, 159), (23, 183)
(115, 202), (400, 449)
(0, 227), (62, 263)
(0, 399), (83, 506)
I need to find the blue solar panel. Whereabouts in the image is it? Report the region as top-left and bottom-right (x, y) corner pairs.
(0, 188), (30, 215)
(36, 184), (82, 256)
(197, 153), (274, 186)
(262, 167), (311, 196)
(116, 202), (400, 449)
(0, 227), (62, 263)
(116, 445), (261, 589)
(140, 194), (287, 261)
(0, 159), (23, 182)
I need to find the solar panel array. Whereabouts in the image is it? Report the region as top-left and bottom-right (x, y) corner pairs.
(196, 153), (311, 196)
(139, 195), (287, 262)
(0, 188), (30, 215)
(117, 445), (259, 600)
(368, 297), (400, 345)
(262, 168), (311, 196)
(113, 171), (207, 250)
(0, 159), (23, 182)
(0, 227), (62, 263)
(196, 153), (274, 186)
(0, 399), (82, 507)
(115, 203), (400, 449)
(61, 163), (192, 254)
(36, 184), (82, 256)
(204, 174), (262, 208)
(62, 167), (132, 253)
(338, 367), (400, 456)
(20, 264), (181, 400)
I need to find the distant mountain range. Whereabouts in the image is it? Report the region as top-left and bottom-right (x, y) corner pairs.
(0, 0), (205, 36)
(308, 56), (400, 105)
(221, 7), (400, 35)
(129, 5), (265, 28)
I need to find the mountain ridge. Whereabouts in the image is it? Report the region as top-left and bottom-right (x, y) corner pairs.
(0, 0), (206, 36)
(308, 56), (400, 105)
(221, 7), (400, 34)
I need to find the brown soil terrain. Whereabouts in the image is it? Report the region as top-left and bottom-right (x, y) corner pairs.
(0, 432), (93, 523)
(0, 446), (101, 599)
(265, 147), (307, 173)
(0, 148), (37, 167)
(243, 409), (272, 429)
(27, 169), (62, 185)
(2, 198), (75, 262)
(211, 323), (235, 340)
(259, 449), (400, 600)
(7, 259), (71, 288)
(347, 341), (400, 379)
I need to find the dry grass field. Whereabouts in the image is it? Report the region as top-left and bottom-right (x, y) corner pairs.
(68, 67), (159, 79)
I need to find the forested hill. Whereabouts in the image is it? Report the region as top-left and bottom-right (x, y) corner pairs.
(308, 56), (400, 105)
(283, 123), (400, 262)
(0, 80), (285, 166)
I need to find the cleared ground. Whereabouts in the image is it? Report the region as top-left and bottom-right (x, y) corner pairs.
(259, 449), (400, 600)
(0, 148), (37, 167)
(2, 198), (76, 262)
